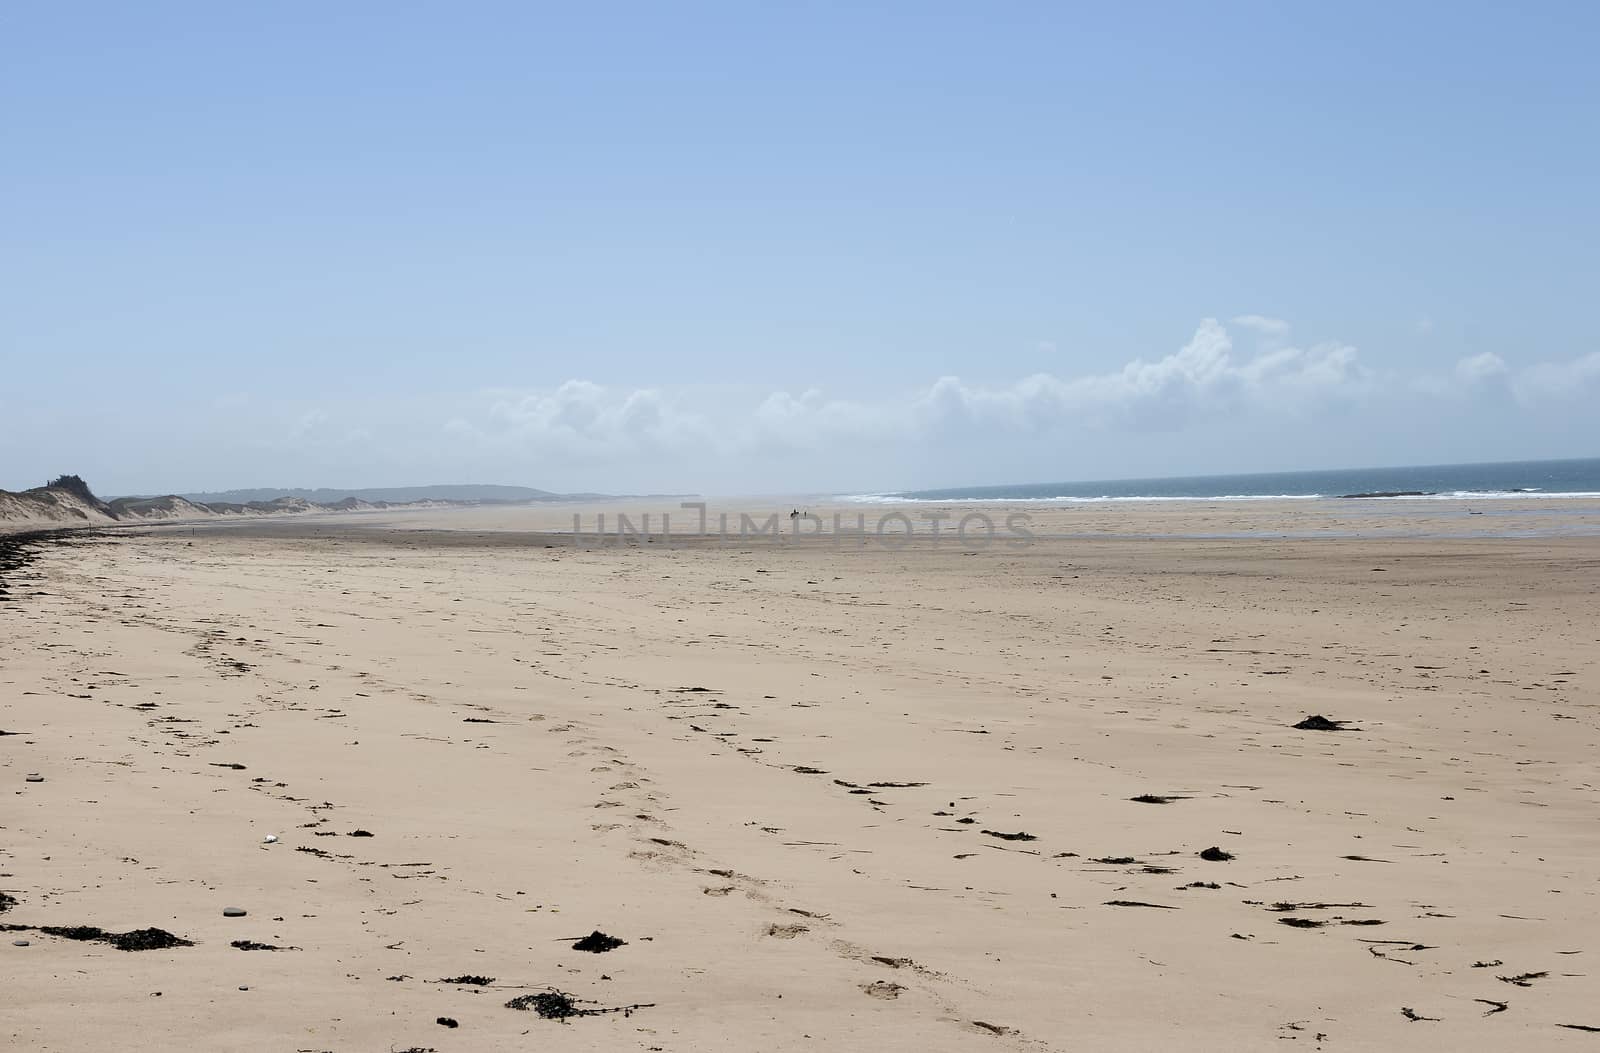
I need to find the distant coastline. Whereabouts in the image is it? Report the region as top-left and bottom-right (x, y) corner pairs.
(0, 476), (695, 535)
(162, 484), (692, 505)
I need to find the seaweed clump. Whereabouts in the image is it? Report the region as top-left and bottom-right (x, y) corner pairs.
(505, 988), (654, 1019)
(1293, 715), (1353, 731)
(571, 930), (626, 953)
(0, 923), (192, 951)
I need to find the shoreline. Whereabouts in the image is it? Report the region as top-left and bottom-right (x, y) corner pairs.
(159, 493), (1600, 543)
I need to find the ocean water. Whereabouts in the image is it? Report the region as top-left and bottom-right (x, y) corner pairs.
(850, 457), (1600, 503)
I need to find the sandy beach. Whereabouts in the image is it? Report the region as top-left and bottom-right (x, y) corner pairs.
(4, 504), (1599, 1050)
(11, 1), (1598, 1047)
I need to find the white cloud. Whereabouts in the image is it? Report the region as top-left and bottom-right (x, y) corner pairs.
(449, 380), (715, 457)
(1456, 352), (1508, 384)
(438, 318), (1375, 458)
(1511, 351), (1600, 404)
(905, 319), (1363, 433)
(239, 317), (1599, 491)
(1439, 349), (1600, 406)
(1231, 314), (1291, 338)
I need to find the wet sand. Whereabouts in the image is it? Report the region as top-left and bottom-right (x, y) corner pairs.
(3, 508), (1599, 1050)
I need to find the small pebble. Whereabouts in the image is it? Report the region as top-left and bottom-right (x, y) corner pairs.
(13, 939), (30, 946)
(25, 775), (44, 783)
(222, 907), (247, 917)
(262, 834), (278, 844)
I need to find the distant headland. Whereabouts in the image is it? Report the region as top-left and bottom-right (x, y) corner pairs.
(0, 476), (687, 534)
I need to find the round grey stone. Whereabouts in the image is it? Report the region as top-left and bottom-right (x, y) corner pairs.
(222, 907), (247, 917)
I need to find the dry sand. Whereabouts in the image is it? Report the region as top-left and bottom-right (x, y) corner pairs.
(3, 503), (1599, 1050)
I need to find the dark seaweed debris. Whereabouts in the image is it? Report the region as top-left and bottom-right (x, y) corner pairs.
(63, 926), (192, 951)
(507, 991), (581, 1018)
(1278, 918), (1326, 929)
(1130, 794), (1184, 804)
(505, 988), (655, 1019)
(436, 1017), (458, 1028)
(1104, 900), (1176, 909)
(1498, 971), (1549, 987)
(983, 830), (1037, 842)
(1294, 715), (1353, 731)
(1, 530), (98, 599)
(231, 939), (295, 951)
(1268, 901), (1369, 912)
(440, 974), (495, 985)
(571, 930), (626, 953)
(0, 892), (16, 914)
(1199, 847), (1234, 862)
(0, 923), (192, 951)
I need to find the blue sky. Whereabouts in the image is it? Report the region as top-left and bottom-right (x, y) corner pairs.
(3, 2), (1597, 495)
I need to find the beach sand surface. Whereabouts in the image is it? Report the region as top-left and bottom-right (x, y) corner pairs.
(3, 507), (1599, 1050)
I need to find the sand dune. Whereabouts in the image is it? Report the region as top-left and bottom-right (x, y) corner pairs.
(0, 476), (499, 537)
(3, 512), (1599, 1050)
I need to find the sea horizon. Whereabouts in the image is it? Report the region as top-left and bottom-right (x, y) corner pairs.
(843, 455), (1600, 503)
